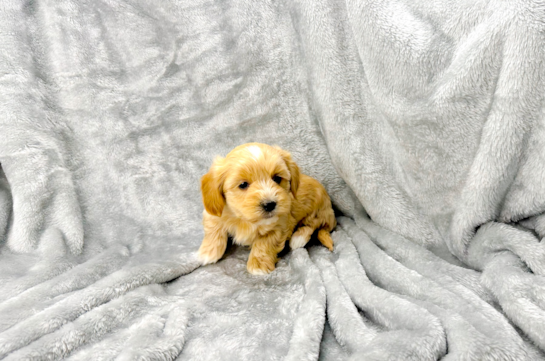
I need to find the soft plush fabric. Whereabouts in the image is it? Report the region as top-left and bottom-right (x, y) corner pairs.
(1, 0), (545, 360)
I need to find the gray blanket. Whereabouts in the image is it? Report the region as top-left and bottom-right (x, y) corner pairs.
(1, 0), (545, 359)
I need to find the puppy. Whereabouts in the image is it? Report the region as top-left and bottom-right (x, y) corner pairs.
(198, 143), (336, 275)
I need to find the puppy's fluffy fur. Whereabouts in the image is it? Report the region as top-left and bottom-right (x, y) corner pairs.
(198, 143), (336, 275)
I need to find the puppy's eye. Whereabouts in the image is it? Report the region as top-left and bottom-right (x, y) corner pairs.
(239, 182), (249, 190)
(272, 175), (282, 184)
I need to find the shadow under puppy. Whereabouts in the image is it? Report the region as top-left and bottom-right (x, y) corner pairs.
(198, 143), (336, 275)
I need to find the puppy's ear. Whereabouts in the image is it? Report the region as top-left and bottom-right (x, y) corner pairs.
(278, 149), (300, 197)
(201, 158), (226, 217)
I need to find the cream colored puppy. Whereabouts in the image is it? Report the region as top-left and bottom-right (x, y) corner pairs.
(198, 143), (336, 275)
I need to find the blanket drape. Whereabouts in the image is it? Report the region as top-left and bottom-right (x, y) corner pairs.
(1, 0), (544, 360)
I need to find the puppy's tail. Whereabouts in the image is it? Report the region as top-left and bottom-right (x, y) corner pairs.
(317, 229), (334, 251)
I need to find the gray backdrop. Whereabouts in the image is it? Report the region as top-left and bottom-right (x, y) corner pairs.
(1, 0), (545, 360)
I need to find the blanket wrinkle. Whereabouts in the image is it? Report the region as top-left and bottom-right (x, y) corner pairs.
(0, 258), (199, 358)
(340, 219), (521, 338)
(331, 230), (446, 360)
(310, 247), (376, 353)
(0, 246), (131, 331)
(2, 0), (545, 360)
(284, 249), (325, 361)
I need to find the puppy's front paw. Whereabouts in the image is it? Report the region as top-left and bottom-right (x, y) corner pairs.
(198, 241), (226, 265)
(247, 256), (275, 275)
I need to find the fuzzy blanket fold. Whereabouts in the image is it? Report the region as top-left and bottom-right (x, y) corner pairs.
(1, 0), (545, 360)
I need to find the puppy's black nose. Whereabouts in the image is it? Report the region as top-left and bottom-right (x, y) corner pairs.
(262, 201), (277, 213)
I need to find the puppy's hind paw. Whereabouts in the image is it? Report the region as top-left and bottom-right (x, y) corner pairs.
(290, 226), (313, 249)
(289, 234), (308, 250)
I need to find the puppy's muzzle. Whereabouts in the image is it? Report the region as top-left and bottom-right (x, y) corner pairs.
(261, 201), (277, 213)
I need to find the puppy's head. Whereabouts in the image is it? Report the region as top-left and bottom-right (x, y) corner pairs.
(201, 143), (300, 222)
